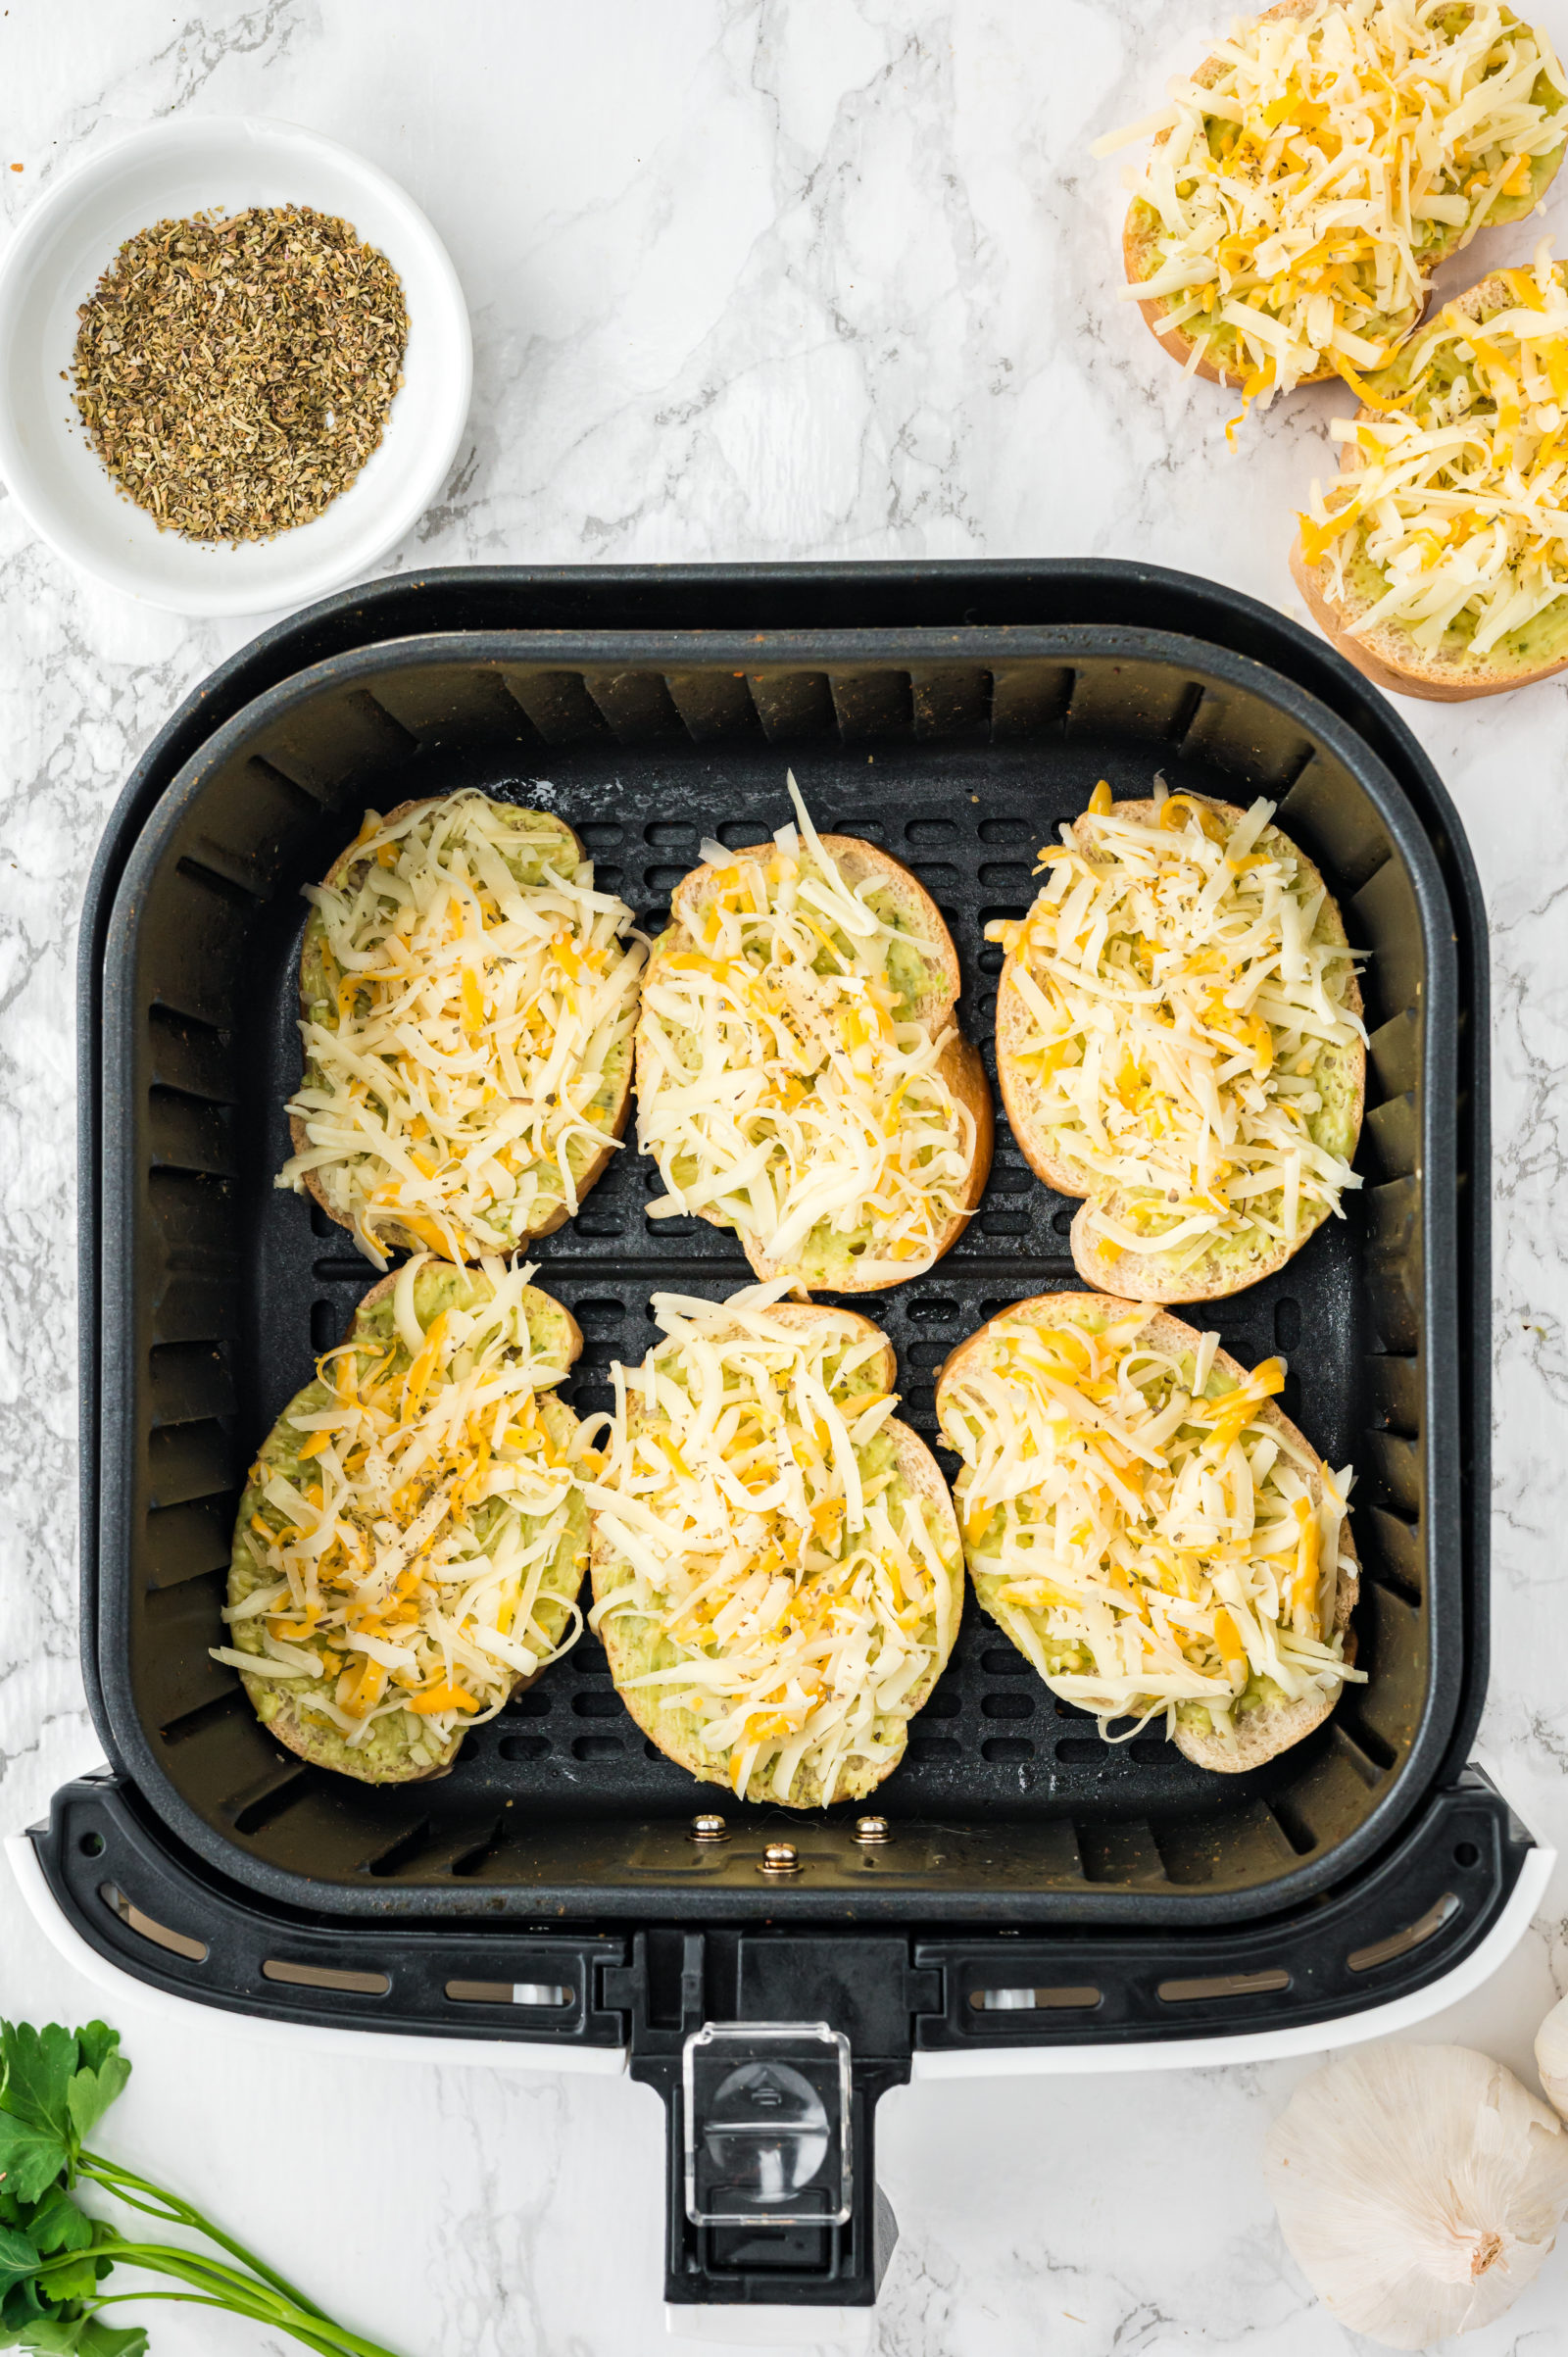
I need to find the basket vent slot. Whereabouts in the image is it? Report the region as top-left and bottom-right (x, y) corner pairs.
(1168, 680), (1206, 746)
(498, 1734), (551, 1762)
(1267, 1796), (1318, 1856)
(262, 1958), (390, 1995)
(159, 1691), (245, 1745)
(1157, 1969), (1290, 2003)
(101, 1885), (208, 1963)
(663, 670), (760, 744)
(748, 670), (834, 743)
(363, 1818), (435, 1878)
(229, 1770), (313, 1838)
(445, 1980), (573, 2007)
(175, 855), (263, 909)
(969, 1985), (1100, 2012)
(1348, 1891), (1460, 1974)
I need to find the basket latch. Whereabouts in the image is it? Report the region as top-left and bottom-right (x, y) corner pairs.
(619, 1931), (919, 2308)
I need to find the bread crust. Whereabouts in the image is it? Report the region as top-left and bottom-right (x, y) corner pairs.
(1291, 269), (1568, 701)
(229, 1263), (585, 1785)
(935, 1291), (1359, 1773)
(592, 1301), (964, 1805)
(639, 833), (993, 1292)
(995, 794), (1364, 1304)
(289, 796), (633, 1259)
(1123, 0), (1559, 388)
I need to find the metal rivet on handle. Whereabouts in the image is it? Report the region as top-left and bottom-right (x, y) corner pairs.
(689, 1813), (728, 1842)
(854, 1816), (891, 1845)
(759, 1841), (803, 1877)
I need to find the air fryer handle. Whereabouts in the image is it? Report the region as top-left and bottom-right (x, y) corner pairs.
(611, 1930), (923, 2309)
(638, 2032), (904, 2310)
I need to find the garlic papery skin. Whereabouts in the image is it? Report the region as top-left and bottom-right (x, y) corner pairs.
(1263, 2043), (1568, 2348)
(1537, 1992), (1568, 2121)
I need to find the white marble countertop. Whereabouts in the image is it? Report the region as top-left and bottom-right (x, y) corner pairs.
(4, 3), (1568, 2352)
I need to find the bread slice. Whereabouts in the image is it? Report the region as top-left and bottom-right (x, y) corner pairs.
(637, 833), (993, 1291)
(935, 1291), (1359, 1773)
(591, 1302), (965, 1804)
(225, 1261), (586, 1785)
(289, 794), (636, 1259)
(994, 793), (1364, 1303)
(1292, 269), (1568, 701)
(1125, 0), (1563, 388)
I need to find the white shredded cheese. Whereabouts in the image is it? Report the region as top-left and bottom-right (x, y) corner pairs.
(636, 775), (981, 1284)
(1105, 1), (1568, 411)
(277, 791), (646, 1267)
(583, 1285), (958, 1804)
(992, 792), (1364, 1273)
(218, 1258), (589, 1754)
(938, 1301), (1362, 1743)
(1301, 245), (1568, 654)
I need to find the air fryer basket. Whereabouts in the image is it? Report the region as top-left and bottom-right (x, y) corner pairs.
(87, 619), (1469, 1925)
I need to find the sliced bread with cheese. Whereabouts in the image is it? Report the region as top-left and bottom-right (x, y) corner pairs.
(935, 1291), (1360, 1772)
(585, 1286), (965, 1805)
(635, 775), (992, 1292)
(1111, 0), (1566, 405)
(220, 1256), (589, 1784)
(991, 786), (1364, 1304)
(279, 789), (646, 1266)
(1293, 259), (1568, 699)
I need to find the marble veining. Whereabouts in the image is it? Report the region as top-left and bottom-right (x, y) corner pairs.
(4, 3), (1568, 2351)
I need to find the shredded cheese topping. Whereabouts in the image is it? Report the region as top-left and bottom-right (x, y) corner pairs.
(636, 775), (980, 1285)
(1302, 246), (1568, 653)
(217, 1257), (589, 1764)
(278, 790), (646, 1267)
(1099, 0), (1568, 413)
(583, 1284), (959, 1804)
(990, 787), (1364, 1274)
(938, 1301), (1361, 1743)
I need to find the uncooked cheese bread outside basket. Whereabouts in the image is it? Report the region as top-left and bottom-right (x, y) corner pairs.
(1116, 0), (1566, 401)
(1293, 261), (1568, 700)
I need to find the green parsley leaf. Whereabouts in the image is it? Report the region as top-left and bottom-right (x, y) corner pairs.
(16, 2323), (149, 2357)
(14, 2197), (87, 2263)
(64, 2037), (115, 2092)
(0, 2121), (69, 2208)
(0, 2033), (74, 2144)
(0, 2223), (40, 2298)
(62, 2058), (127, 2156)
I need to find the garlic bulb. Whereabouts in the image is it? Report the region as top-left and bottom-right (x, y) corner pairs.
(1264, 2043), (1568, 2347)
(1538, 1992), (1568, 2121)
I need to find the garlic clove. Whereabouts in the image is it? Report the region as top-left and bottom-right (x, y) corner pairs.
(1539, 1991), (1568, 2122)
(1264, 2042), (1568, 2348)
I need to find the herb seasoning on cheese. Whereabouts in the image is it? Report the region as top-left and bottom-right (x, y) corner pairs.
(1101, 1), (1568, 414)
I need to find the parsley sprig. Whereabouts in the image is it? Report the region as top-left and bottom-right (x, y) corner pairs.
(0, 2018), (404, 2357)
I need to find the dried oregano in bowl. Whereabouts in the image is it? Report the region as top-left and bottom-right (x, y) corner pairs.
(71, 204), (409, 543)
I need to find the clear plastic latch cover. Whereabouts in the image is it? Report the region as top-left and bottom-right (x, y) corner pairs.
(682, 2022), (853, 2228)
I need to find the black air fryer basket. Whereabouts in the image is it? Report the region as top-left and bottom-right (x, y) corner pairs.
(37, 562), (1526, 2312)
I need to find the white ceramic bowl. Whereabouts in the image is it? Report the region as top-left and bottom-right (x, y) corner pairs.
(0, 117), (471, 616)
